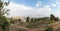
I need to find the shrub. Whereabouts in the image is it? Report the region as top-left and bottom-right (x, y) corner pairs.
(44, 26), (54, 31)
(26, 22), (38, 28)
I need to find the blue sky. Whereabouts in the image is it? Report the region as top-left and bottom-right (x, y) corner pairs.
(5, 0), (60, 18)
(10, 0), (56, 7)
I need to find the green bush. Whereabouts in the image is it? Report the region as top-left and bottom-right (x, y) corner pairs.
(26, 22), (38, 28)
(44, 26), (54, 31)
(10, 20), (15, 24)
(48, 20), (55, 24)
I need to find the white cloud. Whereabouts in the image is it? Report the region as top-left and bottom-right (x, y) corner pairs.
(8, 2), (33, 17)
(56, 2), (59, 4)
(3, 0), (9, 2)
(8, 2), (52, 17)
(8, 2), (60, 18)
(34, 5), (51, 17)
(51, 2), (60, 7)
(53, 7), (60, 18)
(51, 4), (57, 7)
(36, 1), (41, 7)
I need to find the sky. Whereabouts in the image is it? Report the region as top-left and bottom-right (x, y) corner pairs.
(4, 0), (60, 18)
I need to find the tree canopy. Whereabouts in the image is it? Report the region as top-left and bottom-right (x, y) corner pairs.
(0, 0), (10, 31)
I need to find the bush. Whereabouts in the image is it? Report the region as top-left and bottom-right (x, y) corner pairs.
(0, 16), (10, 31)
(48, 20), (55, 24)
(10, 20), (15, 24)
(44, 26), (54, 31)
(26, 22), (38, 28)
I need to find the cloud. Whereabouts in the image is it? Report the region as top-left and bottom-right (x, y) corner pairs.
(0, 0), (60, 19)
(36, 1), (42, 7)
(51, 9), (60, 18)
(8, 1), (60, 18)
(51, 2), (60, 7)
(8, 2), (52, 17)
(3, 0), (9, 2)
(34, 5), (51, 17)
(51, 4), (57, 7)
(8, 2), (60, 17)
(8, 2), (33, 17)
(56, 2), (59, 4)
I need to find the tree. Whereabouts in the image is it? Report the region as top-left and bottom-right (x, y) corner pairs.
(26, 17), (30, 22)
(55, 17), (59, 21)
(10, 17), (15, 24)
(0, 0), (10, 31)
(31, 18), (34, 22)
(18, 18), (21, 22)
(50, 14), (55, 20)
